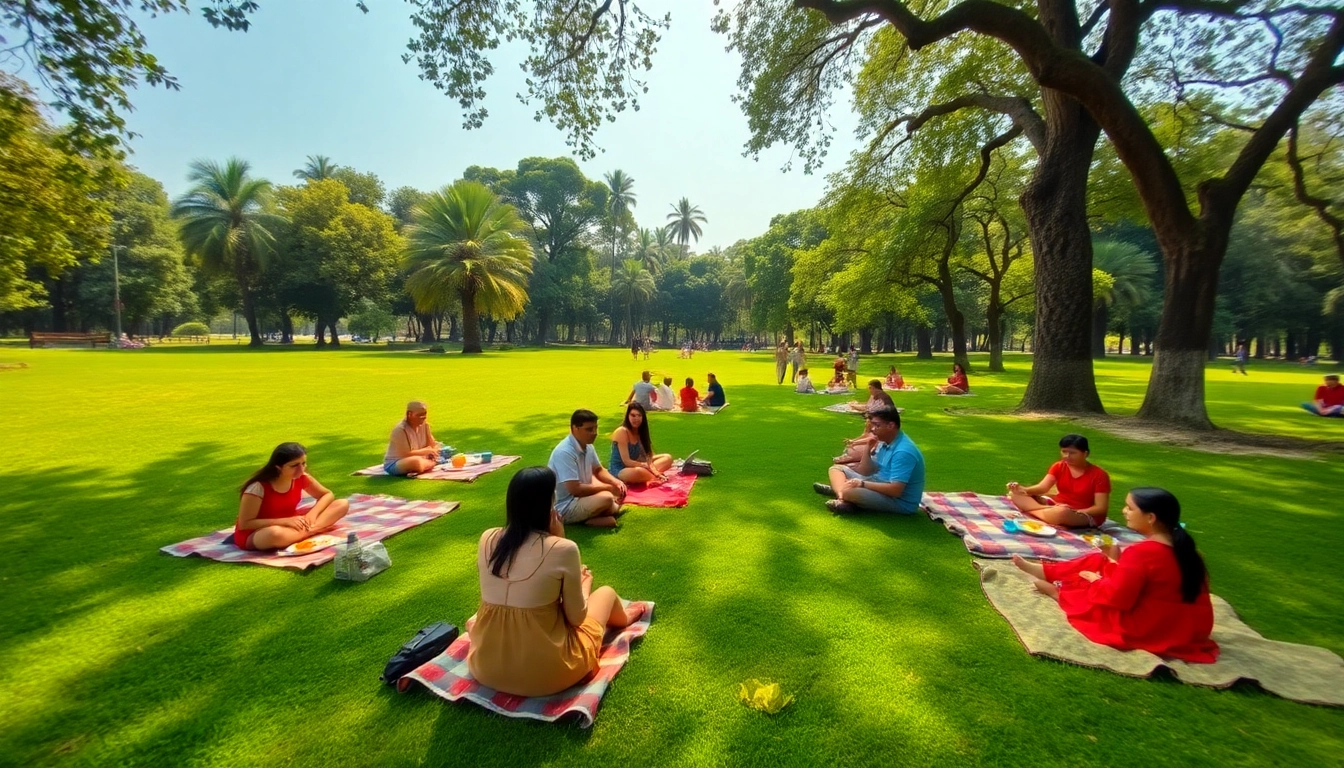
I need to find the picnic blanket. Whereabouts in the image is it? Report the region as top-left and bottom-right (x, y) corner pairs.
(821, 403), (903, 414)
(160, 494), (459, 570)
(398, 601), (655, 727)
(352, 455), (520, 481)
(935, 392), (977, 397)
(922, 491), (1144, 561)
(882, 385), (919, 392)
(663, 403), (729, 415)
(976, 562), (1344, 706)
(623, 472), (697, 508)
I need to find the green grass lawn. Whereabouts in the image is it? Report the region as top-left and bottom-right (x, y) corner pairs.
(1, 346), (1341, 767)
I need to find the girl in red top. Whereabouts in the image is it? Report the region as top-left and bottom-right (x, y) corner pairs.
(936, 363), (969, 395)
(1007, 433), (1111, 528)
(233, 442), (350, 550)
(679, 377), (700, 412)
(1012, 487), (1219, 663)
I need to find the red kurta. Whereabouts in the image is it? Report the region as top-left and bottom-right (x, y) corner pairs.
(947, 371), (969, 391)
(1042, 540), (1219, 663)
(1314, 384), (1344, 408)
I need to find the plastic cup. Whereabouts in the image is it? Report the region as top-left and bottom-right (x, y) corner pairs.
(451, 454), (467, 468)
(481, 451), (493, 463)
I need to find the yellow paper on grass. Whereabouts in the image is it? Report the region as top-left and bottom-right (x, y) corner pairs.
(738, 679), (794, 714)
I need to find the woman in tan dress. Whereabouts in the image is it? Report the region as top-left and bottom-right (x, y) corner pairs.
(467, 466), (642, 696)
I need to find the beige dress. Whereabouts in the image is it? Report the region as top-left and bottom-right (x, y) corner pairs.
(466, 529), (604, 696)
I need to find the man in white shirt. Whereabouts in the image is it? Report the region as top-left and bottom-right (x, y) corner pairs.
(547, 409), (627, 528)
(625, 370), (657, 409)
(653, 376), (677, 410)
(383, 400), (442, 476)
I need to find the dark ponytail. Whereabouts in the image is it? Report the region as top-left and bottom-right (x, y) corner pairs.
(1131, 487), (1207, 603)
(240, 442), (306, 495)
(488, 467), (557, 578)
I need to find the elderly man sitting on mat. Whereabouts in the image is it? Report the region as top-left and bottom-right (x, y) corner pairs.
(813, 406), (925, 515)
(384, 400), (443, 476)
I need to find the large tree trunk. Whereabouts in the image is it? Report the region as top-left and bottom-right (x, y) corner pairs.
(986, 304), (1005, 372)
(1091, 303), (1109, 358)
(280, 312), (294, 344)
(327, 320), (340, 348)
(859, 327), (873, 354)
(460, 288), (482, 353)
(1136, 239), (1224, 428)
(916, 327), (933, 358)
(1018, 98), (1103, 413)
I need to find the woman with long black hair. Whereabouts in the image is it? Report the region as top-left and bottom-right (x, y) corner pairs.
(608, 402), (674, 484)
(233, 442), (348, 550)
(1012, 487), (1219, 663)
(467, 467), (643, 696)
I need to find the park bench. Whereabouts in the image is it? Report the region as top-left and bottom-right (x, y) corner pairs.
(29, 332), (113, 348)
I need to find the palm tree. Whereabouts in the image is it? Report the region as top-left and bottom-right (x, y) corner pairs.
(604, 170), (637, 276)
(633, 227), (663, 274)
(403, 180), (535, 354)
(171, 158), (279, 347)
(653, 224), (677, 263)
(1092, 240), (1157, 358)
(665, 197), (707, 257)
(294, 155), (338, 182)
(611, 259), (656, 343)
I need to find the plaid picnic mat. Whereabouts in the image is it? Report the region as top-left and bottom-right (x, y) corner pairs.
(624, 473), (697, 508)
(398, 601), (654, 727)
(352, 455), (520, 481)
(160, 494), (459, 570)
(821, 403), (903, 414)
(922, 491), (1143, 561)
(882, 386), (920, 392)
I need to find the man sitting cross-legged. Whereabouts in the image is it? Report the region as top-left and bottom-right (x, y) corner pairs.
(625, 370), (657, 409)
(383, 400), (443, 476)
(814, 407), (925, 515)
(652, 376), (677, 411)
(547, 409), (627, 528)
(1303, 374), (1344, 417)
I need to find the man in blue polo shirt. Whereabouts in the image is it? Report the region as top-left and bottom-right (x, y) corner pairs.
(813, 406), (924, 514)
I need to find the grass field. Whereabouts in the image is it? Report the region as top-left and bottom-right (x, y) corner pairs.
(1, 346), (1341, 767)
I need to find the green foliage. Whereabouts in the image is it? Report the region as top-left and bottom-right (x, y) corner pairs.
(345, 299), (396, 341)
(665, 197), (707, 252)
(401, 0), (669, 159)
(293, 154), (339, 182)
(330, 167), (385, 208)
(170, 320), (210, 337)
(505, 157), (608, 262)
(387, 186), (428, 228)
(610, 259), (655, 340)
(1091, 241), (1156, 311)
(0, 77), (113, 312)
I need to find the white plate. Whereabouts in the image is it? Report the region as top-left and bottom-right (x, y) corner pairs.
(1017, 521), (1058, 538)
(279, 533), (344, 556)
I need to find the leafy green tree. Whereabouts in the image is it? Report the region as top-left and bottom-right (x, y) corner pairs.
(293, 155), (338, 182)
(388, 186), (428, 228)
(665, 197), (707, 257)
(403, 180), (534, 353)
(739, 210), (826, 336)
(171, 158), (279, 346)
(331, 167), (386, 209)
(0, 78), (111, 315)
(1091, 241), (1156, 359)
(632, 228), (664, 274)
(604, 169), (637, 274)
(346, 298), (397, 342)
(272, 179), (404, 347)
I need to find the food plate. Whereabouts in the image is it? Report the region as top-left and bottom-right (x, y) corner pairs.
(1013, 520), (1058, 537)
(279, 533), (344, 556)
(1081, 533), (1115, 548)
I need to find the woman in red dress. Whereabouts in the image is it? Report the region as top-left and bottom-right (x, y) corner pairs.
(233, 442), (349, 550)
(1006, 433), (1111, 528)
(936, 363), (969, 395)
(1012, 487), (1219, 663)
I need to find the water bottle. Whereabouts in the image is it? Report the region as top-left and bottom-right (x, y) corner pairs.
(337, 532), (366, 580)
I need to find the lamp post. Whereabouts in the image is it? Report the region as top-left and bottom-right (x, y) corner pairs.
(111, 245), (125, 342)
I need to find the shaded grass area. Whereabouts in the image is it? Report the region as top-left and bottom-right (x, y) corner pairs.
(0, 348), (1340, 767)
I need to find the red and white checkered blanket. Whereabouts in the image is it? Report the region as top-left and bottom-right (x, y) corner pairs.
(159, 494), (459, 570)
(623, 473), (697, 508)
(398, 601), (654, 727)
(922, 491), (1144, 561)
(352, 455), (520, 481)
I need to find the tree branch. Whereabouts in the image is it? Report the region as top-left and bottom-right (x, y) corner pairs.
(1287, 123), (1344, 268)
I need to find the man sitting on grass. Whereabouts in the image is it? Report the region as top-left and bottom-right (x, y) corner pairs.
(814, 407), (925, 515)
(383, 400), (442, 476)
(1303, 374), (1344, 417)
(849, 379), (895, 413)
(701, 372), (726, 408)
(547, 409), (626, 528)
(625, 370), (657, 409)
(796, 368), (816, 393)
(652, 376), (677, 411)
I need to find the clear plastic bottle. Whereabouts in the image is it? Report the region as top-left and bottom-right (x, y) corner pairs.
(337, 531), (366, 580)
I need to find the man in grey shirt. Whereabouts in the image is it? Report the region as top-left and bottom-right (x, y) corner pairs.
(625, 370), (657, 409)
(548, 409), (626, 528)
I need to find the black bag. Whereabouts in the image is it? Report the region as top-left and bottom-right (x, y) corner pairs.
(381, 622), (459, 685)
(681, 458), (714, 476)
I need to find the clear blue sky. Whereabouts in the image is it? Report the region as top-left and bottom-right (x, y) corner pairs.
(114, 0), (859, 250)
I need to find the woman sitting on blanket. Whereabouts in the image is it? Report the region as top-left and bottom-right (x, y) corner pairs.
(1006, 433), (1111, 529)
(849, 379), (895, 413)
(885, 366), (906, 390)
(468, 467), (643, 696)
(827, 371), (848, 391)
(936, 362), (969, 395)
(1012, 487), (1219, 663)
(609, 402), (674, 485)
(233, 442), (349, 550)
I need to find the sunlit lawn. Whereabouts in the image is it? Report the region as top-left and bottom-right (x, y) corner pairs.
(0, 345), (1340, 767)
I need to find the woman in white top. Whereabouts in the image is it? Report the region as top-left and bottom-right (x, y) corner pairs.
(467, 467), (642, 696)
